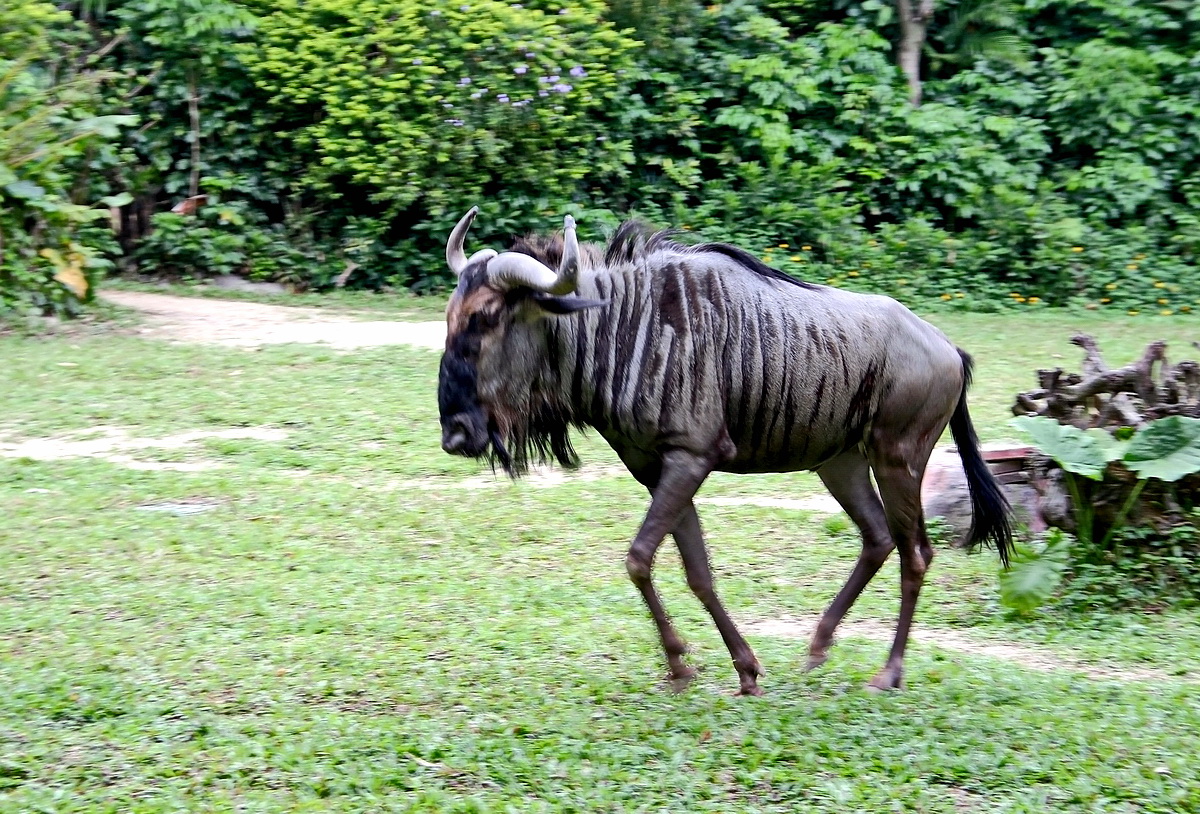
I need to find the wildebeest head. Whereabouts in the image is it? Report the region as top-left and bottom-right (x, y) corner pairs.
(437, 207), (604, 475)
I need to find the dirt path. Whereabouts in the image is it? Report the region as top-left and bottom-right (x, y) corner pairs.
(101, 290), (447, 349)
(745, 617), (1191, 683)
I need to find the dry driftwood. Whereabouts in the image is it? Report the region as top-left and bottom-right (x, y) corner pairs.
(1013, 335), (1200, 536)
(1012, 335), (1200, 429)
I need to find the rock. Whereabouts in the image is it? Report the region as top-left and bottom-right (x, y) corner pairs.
(211, 275), (287, 295)
(922, 444), (1042, 546)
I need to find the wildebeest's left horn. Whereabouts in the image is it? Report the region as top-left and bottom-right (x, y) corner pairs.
(446, 207), (479, 277)
(487, 214), (581, 295)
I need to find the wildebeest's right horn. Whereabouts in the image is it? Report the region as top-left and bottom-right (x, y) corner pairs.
(487, 214), (581, 295)
(446, 206), (479, 277)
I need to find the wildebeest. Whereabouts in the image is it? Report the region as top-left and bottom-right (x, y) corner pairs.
(437, 207), (1013, 695)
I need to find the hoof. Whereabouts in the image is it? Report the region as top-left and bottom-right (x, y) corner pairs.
(667, 665), (698, 692)
(866, 669), (904, 692)
(805, 651), (828, 672)
(735, 684), (764, 697)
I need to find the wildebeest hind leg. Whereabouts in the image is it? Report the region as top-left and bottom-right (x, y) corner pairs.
(624, 450), (716, 689)
(672, 503), (764, 696)
(865, 447), (936, 692)
(808, 450), (895, 671)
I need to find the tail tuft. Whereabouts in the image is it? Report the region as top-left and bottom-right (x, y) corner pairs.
(950, 349), (1015, 567)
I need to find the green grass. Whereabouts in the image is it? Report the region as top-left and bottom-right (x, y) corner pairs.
(2, 300), (1199, 812)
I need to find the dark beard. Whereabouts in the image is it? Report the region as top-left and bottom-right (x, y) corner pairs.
(485, 405), (579, 478)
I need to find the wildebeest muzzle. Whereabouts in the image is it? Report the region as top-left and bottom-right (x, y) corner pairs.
(437, 350), (490, 457)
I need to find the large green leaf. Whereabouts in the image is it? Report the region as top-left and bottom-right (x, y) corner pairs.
(3, 179), (45, 200)
(1010, 416), (1120, 480)
(999, 529), (1072, 612)
(1123, 416), (1200, 482)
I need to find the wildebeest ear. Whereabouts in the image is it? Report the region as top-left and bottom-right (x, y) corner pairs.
(531, 294), (608, 315)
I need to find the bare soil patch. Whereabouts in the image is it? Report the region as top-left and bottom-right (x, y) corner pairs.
(695, 494), (841, 514)
(0, 425), (288, 472)
(745, 616), (1190, 683)
(100, 290), (446, 350)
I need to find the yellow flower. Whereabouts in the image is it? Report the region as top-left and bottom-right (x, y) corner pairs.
(681, 224), (692, 231)
(1135, 253), (1147, 260)
(940, 293), (952, 301)
(897, 279), (908, 286)
(1105, 283), (1118, 290)
(802, 245), (812, 251)
(1182, 305), (1192, 313)
(1071, 246), (1084, 252)
(1028, 297), (1041, 304)
(1100, 297), (1111, 304)
(778, 243), (789, 249)
(1162, 309), (1174, 316)
(1129, 310), (1140, 315)
(1015, 296), (1027, 303)
(847, 271), (860, 277)
(1158, 298), (1169, 305)
(1153, 281), (1165, 288)
(1127, 264), (1139, 270)
(955, 292), (965, 298)
(790, 255), (801, 262)
(868, 239), (878, 247)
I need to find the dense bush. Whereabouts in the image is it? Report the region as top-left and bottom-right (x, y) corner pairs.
(3, 0), (1198, 310)
(0, 3), (131, 323)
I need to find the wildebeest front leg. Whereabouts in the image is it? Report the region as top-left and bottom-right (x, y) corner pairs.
(672, 504), (764, 696)
(625, 450), (714, 689)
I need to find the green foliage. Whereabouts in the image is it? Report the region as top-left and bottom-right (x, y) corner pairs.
(1123, 416), (1200, 481)
(0, 37), (133, 321)
(4, 0), (1195, 307)
(1058, 515), (1200, 611)
(132, 198), (343, 286)
(237, 0), (639, 284)
(1007, 415), (1200, 611)
(999, 528), (1071, 612)
(1010, 416), (1125, 479)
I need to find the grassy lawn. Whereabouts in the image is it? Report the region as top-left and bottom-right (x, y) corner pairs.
(2, 295), (1199, 812)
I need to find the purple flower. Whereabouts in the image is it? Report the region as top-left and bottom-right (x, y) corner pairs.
(514, 65), (528, 74)
(443, 102), (454, 108)
(470, 91), (482, 99)
(559, 7), (568, 13)
(569, 66), (586, 78)
(538, 89), (549, 97)
(548, 74), (560, 82)
(457, 77), (472, 85)
(445, 118), (464, 126)
(430, 9), (441, 15)
(525, 52), (535, 58)
(551, 82), (572, 93)
(412, 58), (423, 65)
(497, 93), (510, 103)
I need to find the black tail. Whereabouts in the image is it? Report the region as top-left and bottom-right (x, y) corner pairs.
(950, 349), (1014, 568)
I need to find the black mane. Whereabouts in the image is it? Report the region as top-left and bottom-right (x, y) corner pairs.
(604, 220), (819, 290)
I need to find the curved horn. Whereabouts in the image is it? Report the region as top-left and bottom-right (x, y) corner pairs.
(486, 251), (563, 291)
(487, 214), (582, 294)
(548, 214), (579, 296)
(446, 206), (479, 276)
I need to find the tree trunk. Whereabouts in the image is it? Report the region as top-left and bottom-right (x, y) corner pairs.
(896, 0), (935, 106)
(187, 66), (201, 199)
